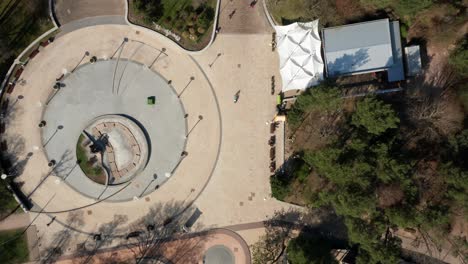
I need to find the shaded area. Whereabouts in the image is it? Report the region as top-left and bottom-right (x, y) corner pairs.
(0, 228), (29, 263)
(53, 0), (125, 26)
(0, 0), (53, 80)
(76, 134), (106, 184)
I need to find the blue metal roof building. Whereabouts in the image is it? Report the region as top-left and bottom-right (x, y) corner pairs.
(322, 18), (405, 82)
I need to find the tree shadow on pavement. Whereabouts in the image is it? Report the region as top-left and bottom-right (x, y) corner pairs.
(252, 207), (348, 263)
(125, 200), (207, 264)
(40, 211), (86, 264)
(63, 200), (208, 264)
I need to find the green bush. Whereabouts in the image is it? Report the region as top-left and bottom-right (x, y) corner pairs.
(295, 162), (310, 183)
(351, 97), (399, 135)
(270, 175), (290, 200)
(287, 235), (337, 264)
(458, 84), (468, 112)
(287, 83), (342, 128)
(134, 0), (164, 23)
(360, 0), (435, 23)
(449, 38), (468, 78)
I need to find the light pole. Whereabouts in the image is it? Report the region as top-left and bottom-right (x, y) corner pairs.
(209, 53), (222, 68)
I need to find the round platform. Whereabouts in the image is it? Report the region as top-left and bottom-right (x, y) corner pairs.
(203, 245), (235, 264)
(42, 59), (187, 201)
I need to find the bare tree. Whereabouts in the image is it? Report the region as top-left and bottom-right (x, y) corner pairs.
(251, 209), (302, 264)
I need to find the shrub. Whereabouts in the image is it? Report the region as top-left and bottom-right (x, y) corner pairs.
(351, 97), (399, 135)
(287, 235), (337, 264)
(287, 83), (342, 128)
(270, 175), (290, 200)
(449, 38), (468, 78)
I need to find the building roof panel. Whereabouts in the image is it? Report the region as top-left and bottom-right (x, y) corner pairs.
(323, 19), (391, 52)
(323, 19), (395, 77)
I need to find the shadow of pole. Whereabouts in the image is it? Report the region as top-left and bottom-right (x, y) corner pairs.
(186, 115), (203, 138)
(177, 76), (195, 98)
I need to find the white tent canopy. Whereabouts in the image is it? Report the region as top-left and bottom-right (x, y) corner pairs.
(275, 20), (324, 92)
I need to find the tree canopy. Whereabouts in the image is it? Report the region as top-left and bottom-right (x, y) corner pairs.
(287, 235), (337, 264)
(351, 97), (399, 135)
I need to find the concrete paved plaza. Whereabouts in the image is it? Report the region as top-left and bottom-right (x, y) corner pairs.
(2, 0), (297, 262)
(43, 59), (187, 201)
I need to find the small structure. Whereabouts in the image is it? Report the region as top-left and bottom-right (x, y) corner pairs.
(404, 45), (422, 77)
(147, 96), (156, 105)
(331, 249), (356, 264)
(274, 20), (324, 92)
(322, 18), (405, 82)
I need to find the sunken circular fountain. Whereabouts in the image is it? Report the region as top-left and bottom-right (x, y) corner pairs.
(76, 115), (149, 185)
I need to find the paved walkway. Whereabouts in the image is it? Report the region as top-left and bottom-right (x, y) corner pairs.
(1, 0), (295, 260)
(55, 229), (251, 264)
(0, 213), (29, 230)
(53, 0), (126, 26)
(218, 0), (272, 34)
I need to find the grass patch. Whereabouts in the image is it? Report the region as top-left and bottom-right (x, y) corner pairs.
(76, 135), (106, 184)
(0, 180), (17, 217)
(128, 0), (216, 50)
(270, 156), (311, 201)
(360, 0), (435, 24)
(266, 0), (343, 26)
(0, 0), (53, 80)
(0, 229), (29, 264)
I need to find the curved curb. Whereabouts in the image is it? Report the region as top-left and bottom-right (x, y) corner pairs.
(262, 0), (277, 27)
(212, 228), (252, 264)
(54, 227), (252, 263)
(48, 0), (60, 28)
(124, 0), (220, 55)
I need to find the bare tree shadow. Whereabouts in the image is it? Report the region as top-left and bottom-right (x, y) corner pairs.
(64, 201), (208, 264)
(124, 201), (207, 263)
(40, 211), (86, 264)
(252, 208), (348, 263)
(73, 214), (129, 264)
(51, 149), (75, 177)
(0, 133), (28, 176)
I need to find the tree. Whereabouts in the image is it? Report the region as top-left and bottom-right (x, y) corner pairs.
(252, 210), (298, 264)
(288, 83), (342, 128)
(351, 97), (399, 135)
(287, 234), (337, 264)
(345, 217), (401, 264)
(360, 0), (435, 23)
(134, 0), (164, 23)
(449, 38), (468, 78)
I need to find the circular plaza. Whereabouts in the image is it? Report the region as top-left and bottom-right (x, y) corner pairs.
(4, 24), (222, 234)
(42, 59), (187, 200)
